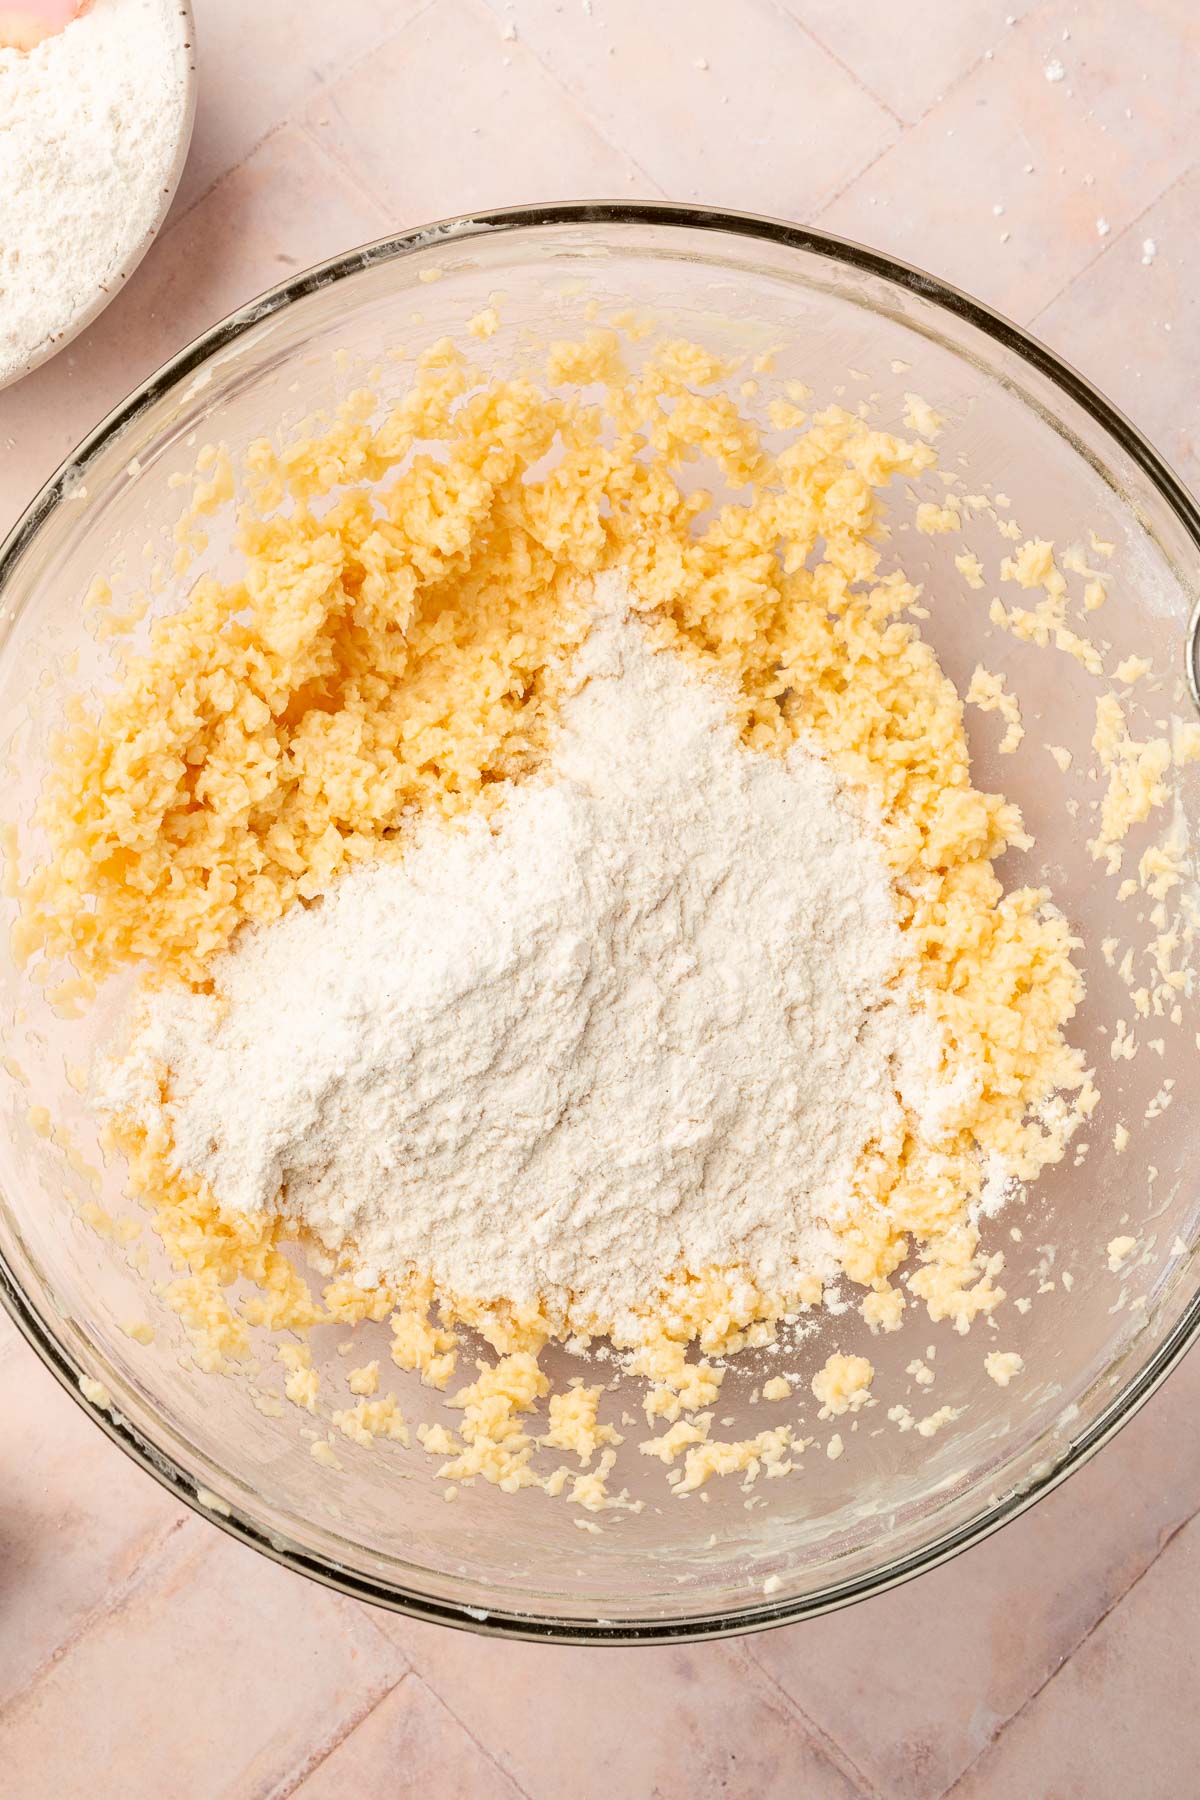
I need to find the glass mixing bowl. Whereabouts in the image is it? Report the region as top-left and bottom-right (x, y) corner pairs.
(1, 203), (1198, 1643)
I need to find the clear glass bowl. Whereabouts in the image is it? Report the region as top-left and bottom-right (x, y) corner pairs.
(1, 203), (1198, 1643)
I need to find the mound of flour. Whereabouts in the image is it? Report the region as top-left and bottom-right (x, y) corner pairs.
(0, 0), (189, 384)
(98, 580), (943, 1335)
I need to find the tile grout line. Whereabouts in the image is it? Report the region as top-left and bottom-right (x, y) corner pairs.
(289, 118), (399, 233)
(812, 135), (899, 224)
(940, 1505), (1200, 1797)
(398, 1654), (537, 1800)
(406, 1666), (537, 1800)
(471, 0), (670, 200)
(164, 0), (442, 242)
(799, 14), (1020, 225)
(0, 1510), (193, 1724)
(797, 3), (1085, 231)
(1029, 155), (1200, 328)
(265, 1667), (414, 1800)
(764, 0), (904, 129)
(736, 1639), (884, 1799)
(893, 1), (1044, 132)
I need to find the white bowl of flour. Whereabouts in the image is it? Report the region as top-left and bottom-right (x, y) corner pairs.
(0, 0), (196, 389)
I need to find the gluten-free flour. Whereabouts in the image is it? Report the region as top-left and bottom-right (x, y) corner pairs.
(97, 582), (944, 1339)
(0, 0), (190, 384)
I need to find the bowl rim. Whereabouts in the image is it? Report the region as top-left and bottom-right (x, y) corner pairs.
(2, 197), (1199, 1645)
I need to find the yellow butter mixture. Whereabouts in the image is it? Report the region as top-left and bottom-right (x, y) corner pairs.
(13, 326), (1117, 1504)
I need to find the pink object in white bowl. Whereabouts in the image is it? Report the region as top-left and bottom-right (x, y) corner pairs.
(0, 1), (85, 52)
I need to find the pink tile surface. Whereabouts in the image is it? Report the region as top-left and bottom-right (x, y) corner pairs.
(951, 1510), (1200, 1797)
(374, 1622), (865, 1798)
(2, 1), (1199, 1792)
(819, 0), (1200, 320)
(305, 0), (655, 224)
(779, 0), (1036, 126)
(0, 1514), (405, 1800)
(1034, 161), (1200, 486)
(472, 0), (897, 214)
(292, 1674), (529, 1800)
(0, 1343), (181, 1714)
(173, 0), (430, 215)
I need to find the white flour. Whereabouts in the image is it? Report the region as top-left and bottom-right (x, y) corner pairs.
(0, 0), (190, 385)
(98, 581), (945, 1336)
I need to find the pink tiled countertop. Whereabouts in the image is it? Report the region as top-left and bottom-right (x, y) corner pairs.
(2, 3), (1198, 1794)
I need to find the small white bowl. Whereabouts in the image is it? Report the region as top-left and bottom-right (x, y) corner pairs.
(0, 0), (197, 390)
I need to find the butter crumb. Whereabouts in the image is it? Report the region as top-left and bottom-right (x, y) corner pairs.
(985, 1350), (1024, 1387)
(1173, 722), (1200, 765)
(965, 665), (1024, 753)
(278, 1344), (319, 1413)
(955, 551), (985, 590)
(641, 1418), (710, 1464)
(861, 1287), (904, 1332)
(903, 393), (944, 439)
(331, 1395), (409, 1448)
(543, 1381), (622, 1463)
(417, 1422), (457, 1456)
(347, 1360), (380, 1397)
(390, 1309), (458, 1390)
(915, 500), (960, 535)
(915, 1404), (961, 1438)
(673, 1425), (795, 1494)
(1107, 1235), (1137, 1273)
(812, 1354), (873, 1419)
(1091, 695), (1171, 857)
